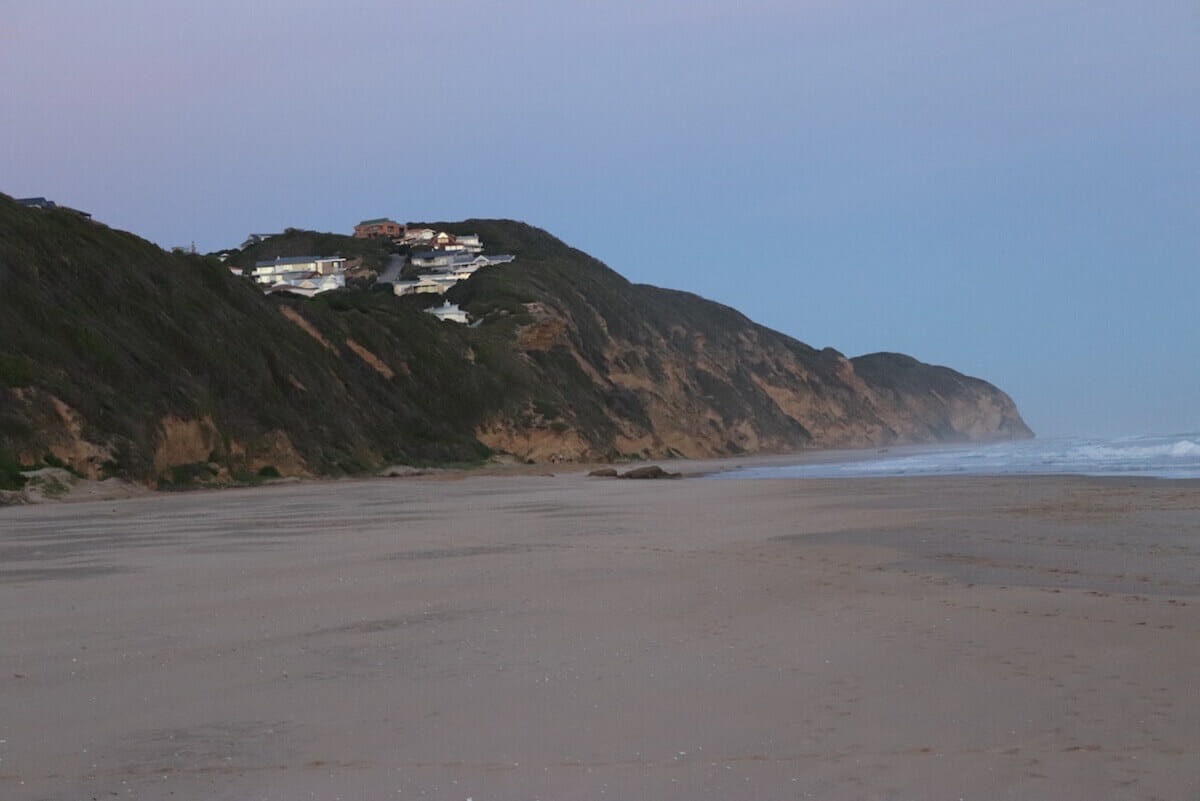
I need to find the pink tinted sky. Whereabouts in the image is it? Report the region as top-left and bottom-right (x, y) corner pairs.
(2, 0), (1198, 437)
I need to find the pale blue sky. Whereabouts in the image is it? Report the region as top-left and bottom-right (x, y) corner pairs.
(3, 1), (1197, 437)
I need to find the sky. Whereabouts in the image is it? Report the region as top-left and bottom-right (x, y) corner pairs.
(2, 0), (1197, 438)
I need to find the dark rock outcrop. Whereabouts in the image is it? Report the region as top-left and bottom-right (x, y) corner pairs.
(617, 466), (679, 479)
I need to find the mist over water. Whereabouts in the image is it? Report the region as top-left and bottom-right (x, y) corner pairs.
(721, 434), (1200, 480)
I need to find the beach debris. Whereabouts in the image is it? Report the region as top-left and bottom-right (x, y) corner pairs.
(588, 465), (680, 478)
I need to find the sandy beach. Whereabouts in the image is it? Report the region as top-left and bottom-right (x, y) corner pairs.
(1, 469), (1198, 800)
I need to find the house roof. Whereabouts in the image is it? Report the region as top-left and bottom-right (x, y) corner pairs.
(254, 255), (344, 267)
(426, 302), (469, 322)
(357, 218), (397, 226)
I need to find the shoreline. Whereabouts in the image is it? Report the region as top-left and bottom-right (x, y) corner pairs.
(1, 442), (927, 506)
(14, 435), (1200, 509)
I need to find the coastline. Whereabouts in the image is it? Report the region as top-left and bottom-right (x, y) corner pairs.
(2, 471), (1197, 799)
(0, 443), (923, 505)
(37, 432), (1200, 507)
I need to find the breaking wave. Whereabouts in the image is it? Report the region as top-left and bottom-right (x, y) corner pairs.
(721, 433), (1200, 480)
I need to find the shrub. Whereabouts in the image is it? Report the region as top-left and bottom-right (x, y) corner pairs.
(0, 354), (37, 387)
(0, 449), (28, 490)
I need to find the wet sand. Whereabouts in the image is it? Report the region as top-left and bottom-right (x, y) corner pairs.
(1, 472), (1198, 800)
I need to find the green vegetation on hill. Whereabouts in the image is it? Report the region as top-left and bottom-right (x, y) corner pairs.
(0, 196), (502, 483)
(0, 195), (1031, 488)
(228, 229), (393, 274)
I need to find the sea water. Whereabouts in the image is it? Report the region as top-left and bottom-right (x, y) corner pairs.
(718, 433), (1200, 480)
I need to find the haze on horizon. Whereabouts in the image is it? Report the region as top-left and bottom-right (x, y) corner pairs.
(2, 1), (1196, 440)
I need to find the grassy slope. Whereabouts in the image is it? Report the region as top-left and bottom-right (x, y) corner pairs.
(0, 197), (508, 482)
(448, 219), (874, 449)
(227, 229), (393, 273)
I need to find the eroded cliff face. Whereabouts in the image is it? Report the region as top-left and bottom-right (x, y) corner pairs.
(152, 416), (310, 485)
(486, 293), (1030, 462)
(850, 352), (1033, 444)
(5, 389), (114, 479)
(0, 390), (314, 488)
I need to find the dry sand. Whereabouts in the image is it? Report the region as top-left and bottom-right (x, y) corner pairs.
(1, 470), (1198, 800)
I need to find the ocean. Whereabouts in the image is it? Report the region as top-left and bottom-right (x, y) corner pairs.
(716, 433), (1200, 480)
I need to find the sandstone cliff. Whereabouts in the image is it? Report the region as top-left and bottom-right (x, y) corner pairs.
(448, 226), (1031, 460)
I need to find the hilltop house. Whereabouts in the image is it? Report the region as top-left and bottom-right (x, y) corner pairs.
(354, 218), (402, 239)
(428, 232), (483, 253)
(410, 250), (460, 270)
(253, 256), (346, 283)
(473, 253), (515, 267)
(400, 227), (437, 245)
(440, 253), (515, 279)
(252, 256), (347, 296)
(17, 197), (57, 210)
(265, 274), (346, 298)
(393, 273), (460, 296)
(267, 275), (348, 299)
(449, 233), (483, 252)
(412, 251), (514, 272)
(240, 232), (281, 249)
(18, 197), (92, 221)
(397, 251), (515, 296)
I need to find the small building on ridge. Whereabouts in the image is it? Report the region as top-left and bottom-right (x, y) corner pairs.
(354, 218), (402, 239)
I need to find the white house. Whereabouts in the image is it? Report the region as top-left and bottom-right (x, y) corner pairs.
(430, 252), (514, 274)
(400, 227), (437, 245)
(425, 274), (461, 293)
(433, 233), (484, 253)
(466, 253), (514, 269)
(449, 254), (514, 278)
(410, 250), (456, 270)
(393, 274), (459, 296)
(251, 256), (347, 297)
(396, 251), (515, 295)
(392, 279), (421, 297)
(252, 256), (347, 285)
(265, 273), (346, 297)
(425, 301), (469, 324)
(430, 253), (477, 273)
(240, 232), (282, 249)
(454, 234), (483, 252)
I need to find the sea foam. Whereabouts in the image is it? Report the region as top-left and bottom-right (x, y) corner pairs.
(718, 433), (1200, 480)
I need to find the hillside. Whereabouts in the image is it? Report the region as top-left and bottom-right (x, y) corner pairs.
(0, 194), (1030, 489)
(227, 229), (392, 278)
